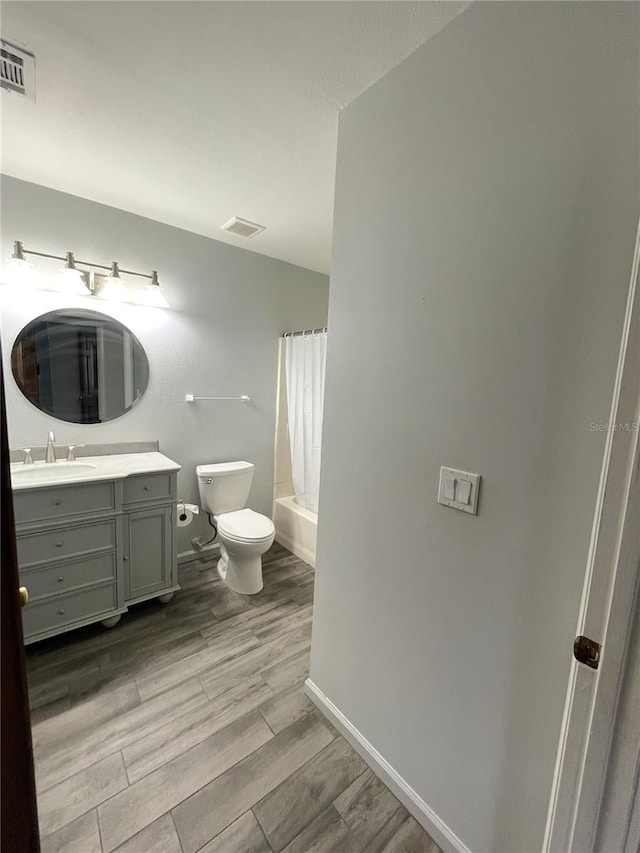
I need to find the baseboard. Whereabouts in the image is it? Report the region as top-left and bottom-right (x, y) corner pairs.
(274, 532), (316, 568)
(304, 679), (472, 853)
(177, 542), (220, 565)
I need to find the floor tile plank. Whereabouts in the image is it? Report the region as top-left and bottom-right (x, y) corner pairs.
(253, 605), (312, 642)
(99, 710), (273, 851)
(123, 675), (273, 783)
(35, 678), (207, 793)
(374, 815), (442, 853)
(112, 813), (182, 853)
(39, 752), (128, 839)
(261, 647), (310, 694)
(253, 736), (366, 851)
(200, 628), (311, 700)
(259, 683), (313, 734)
(33, 681), (140, 754)
(135, 631), (260, 701)
(334, 768), (405, 849)
(172, 711), (334, 853)
(39, 810), (102, 853)
(281, 805), (362, 853)
(198, 810), (271, 853)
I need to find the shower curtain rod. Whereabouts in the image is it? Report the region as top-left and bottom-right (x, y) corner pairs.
(282, 327), (327, 338)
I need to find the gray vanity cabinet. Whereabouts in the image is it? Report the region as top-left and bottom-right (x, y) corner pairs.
(15, 469), (178, 644)
(124, 506), (172, 599)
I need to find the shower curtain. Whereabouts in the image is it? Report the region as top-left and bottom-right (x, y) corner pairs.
(284, 330), (327, 513)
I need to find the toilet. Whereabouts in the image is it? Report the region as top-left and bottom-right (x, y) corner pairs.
(196, 461), (275, 594)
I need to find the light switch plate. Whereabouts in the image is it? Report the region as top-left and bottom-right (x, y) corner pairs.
(438, 467), (481, 515)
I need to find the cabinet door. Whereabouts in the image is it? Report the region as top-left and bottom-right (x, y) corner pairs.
(125, 506), (172, 600)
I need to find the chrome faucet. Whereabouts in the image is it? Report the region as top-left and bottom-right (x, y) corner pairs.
(45, 431), (57, 463)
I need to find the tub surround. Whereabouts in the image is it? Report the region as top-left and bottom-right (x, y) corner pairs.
(13, 449), (180, 644)
(273, 495), (318, 568)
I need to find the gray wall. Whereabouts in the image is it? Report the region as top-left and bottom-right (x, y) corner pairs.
(310, 4), (639, 852)
(1, 176), (329, 553)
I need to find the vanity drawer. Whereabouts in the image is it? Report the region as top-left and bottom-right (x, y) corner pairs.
(13, 482), (115, 525)
(123, 473), (172, 505)
(22, 553), (116, 599)
(17, 521), (115, 568)
(22, 582), (117, 639)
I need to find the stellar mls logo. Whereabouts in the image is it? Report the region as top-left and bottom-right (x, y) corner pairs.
(589, 422), (639, 432)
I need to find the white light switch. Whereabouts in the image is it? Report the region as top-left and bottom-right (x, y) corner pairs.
(444, 476), (456, 500)
(457, 479), (472, 505)
(438, 467), (481, 515)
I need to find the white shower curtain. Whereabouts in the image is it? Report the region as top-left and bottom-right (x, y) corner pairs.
(285, 331), (327, 513)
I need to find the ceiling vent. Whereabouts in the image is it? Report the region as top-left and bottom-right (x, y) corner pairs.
(1, 38), (35, 101)
(221, 216), (266, 238)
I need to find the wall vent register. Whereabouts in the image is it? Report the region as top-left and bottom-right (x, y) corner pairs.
(0, 38), (35, 101)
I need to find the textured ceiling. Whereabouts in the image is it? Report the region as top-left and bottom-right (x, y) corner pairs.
(0, 1), (468, 272)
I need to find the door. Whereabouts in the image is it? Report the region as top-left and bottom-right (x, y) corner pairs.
(544, 221), (640, 851)
(125, 506), (172, 600)
(0, 360), (41, 851)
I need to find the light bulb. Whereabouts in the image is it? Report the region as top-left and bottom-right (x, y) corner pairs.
(56, 256), (89, 294)
(98, 261), (128, 301)
(2, 256), (35, 288)
(99, 276), (128, 301)
(138, 283), (169, 308)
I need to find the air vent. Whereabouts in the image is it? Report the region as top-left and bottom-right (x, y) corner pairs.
(221, 216), (266, 238)
(1, 38), (35, 101)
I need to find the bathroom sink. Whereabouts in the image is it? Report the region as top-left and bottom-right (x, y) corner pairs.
(11, 461), (97, 484)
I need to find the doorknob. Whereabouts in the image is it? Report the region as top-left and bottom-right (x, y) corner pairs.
(19, 587), (29, 608)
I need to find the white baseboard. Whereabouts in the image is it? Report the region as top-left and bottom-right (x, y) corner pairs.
(274, 532), (316, 568)
(304, 679), (472, 853)
(177, 542), (220, 565)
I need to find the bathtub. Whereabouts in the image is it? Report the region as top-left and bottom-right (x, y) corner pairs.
(273, 495), (317, 568)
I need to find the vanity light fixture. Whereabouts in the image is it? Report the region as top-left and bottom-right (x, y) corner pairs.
(2, 241), (169, 307)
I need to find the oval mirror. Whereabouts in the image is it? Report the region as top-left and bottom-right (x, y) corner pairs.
(11, 309), (149, 424)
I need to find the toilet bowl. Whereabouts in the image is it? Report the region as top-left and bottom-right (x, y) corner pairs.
(196, 462), (275, 595)
(215, 508), (275, 594)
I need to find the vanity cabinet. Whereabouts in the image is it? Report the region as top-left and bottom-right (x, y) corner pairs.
(14, 468), (179, 644)
(122, 473), (175, 601)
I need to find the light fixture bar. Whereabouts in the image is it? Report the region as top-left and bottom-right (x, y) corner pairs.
(14, 243), (158, 282)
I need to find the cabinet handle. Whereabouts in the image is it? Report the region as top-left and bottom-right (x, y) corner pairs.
(123, 556), (129, 561)
(58, 608), (65, 615)
(57, 576), (64, 583)
(144, 486), (151, 491)
(55, 542), (63, 548)
(53, 500), (62, 506)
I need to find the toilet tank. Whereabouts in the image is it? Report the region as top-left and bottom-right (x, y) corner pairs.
(196, 461), (255, 514)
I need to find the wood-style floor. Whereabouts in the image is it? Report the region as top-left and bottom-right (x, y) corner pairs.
(27, 543), (441, 853)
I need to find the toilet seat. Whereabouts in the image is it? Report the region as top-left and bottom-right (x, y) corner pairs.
(216, 508), (275, 544)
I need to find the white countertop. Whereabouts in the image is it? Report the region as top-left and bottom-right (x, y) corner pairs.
(10, 452), (181, 491)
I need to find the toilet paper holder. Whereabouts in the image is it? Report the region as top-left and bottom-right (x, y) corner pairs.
(177, 501), (200, 526)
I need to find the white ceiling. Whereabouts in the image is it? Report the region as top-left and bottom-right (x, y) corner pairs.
(0, 1), (468, 273)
